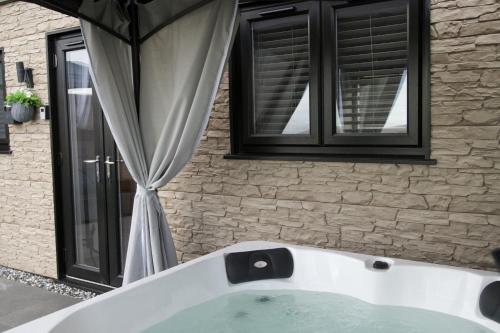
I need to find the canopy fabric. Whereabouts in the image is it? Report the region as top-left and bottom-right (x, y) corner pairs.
(79, 0), (238, 283)
(26, 0), (224, 42)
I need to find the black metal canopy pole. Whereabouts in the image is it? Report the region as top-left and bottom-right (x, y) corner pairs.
(128, 1), (141, 118)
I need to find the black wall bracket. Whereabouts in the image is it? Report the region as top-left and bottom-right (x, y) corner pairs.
(16, 62), (34, 88)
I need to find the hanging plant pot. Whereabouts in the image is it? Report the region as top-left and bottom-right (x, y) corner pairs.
(10, 103), (35, 123)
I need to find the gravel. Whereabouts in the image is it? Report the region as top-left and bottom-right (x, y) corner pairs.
(0, 265), (97, 300)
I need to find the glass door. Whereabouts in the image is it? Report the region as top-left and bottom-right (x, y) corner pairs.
(53, 31), (135, 288)
(105, 137), (136, 286)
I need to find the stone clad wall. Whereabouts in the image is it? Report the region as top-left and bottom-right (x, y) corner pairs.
(0, 2), (78, 278)
(162, 0), (500, 270)
(0, 0), (499, 279)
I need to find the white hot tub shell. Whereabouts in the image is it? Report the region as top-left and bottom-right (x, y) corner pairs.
(6, 241), (500, 332)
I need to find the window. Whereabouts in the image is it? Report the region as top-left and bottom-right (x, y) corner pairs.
(229, 0), (431, 163)
(0, 49), (9, 153)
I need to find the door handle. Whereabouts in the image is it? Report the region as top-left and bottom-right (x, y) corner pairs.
(83, 155), (100, 183)
(104, 156), (115, 181)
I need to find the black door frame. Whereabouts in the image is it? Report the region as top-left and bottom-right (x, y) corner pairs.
(104, 126), (126, 288)
(47, 28), (122, 292)
(57, 32), (110, 285)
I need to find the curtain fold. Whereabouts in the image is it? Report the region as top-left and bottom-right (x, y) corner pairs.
(81, 0), (238, 284)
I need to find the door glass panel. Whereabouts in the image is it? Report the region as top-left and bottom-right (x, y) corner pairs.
(336, 2), (408, 134)
(117, 152), (135, 273)
(252, 15), (311, 135)
(66, 49), (101, 269)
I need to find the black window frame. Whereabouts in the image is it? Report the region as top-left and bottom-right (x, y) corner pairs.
(0, 48), (10, 154)
(240, 1), (321, 146)
(228, 0), (433, 164)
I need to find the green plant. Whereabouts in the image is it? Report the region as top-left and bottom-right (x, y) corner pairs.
(5, 90), (42, 108)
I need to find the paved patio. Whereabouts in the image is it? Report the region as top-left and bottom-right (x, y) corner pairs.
(0, 278), (80, 332)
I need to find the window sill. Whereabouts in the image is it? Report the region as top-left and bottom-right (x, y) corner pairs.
(0, 149), (12, 155)
(224, 153), (437, 165)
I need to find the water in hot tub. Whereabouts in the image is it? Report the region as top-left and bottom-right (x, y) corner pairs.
(142, 290), (493, 333)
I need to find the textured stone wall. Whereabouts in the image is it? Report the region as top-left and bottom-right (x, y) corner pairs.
(0, 2), (78, 278)
(0, 0), (499, 280)
(162, 0), (500, 270)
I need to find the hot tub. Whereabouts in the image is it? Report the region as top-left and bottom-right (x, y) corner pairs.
(7, 241), (500, 332)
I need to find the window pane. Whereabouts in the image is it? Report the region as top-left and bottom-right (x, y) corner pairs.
(336, 2), (408, 134)
(252, 16), (310, 135)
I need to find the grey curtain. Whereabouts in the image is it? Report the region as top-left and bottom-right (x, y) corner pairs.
(81, 0), (238, 284)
